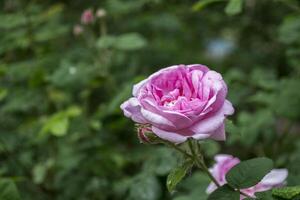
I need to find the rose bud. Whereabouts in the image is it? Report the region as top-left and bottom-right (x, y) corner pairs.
(81, 9), (94, 25)
(73, 24), (83, 36)
(136, 125), (160, 144)
(96, 8), (107, 18)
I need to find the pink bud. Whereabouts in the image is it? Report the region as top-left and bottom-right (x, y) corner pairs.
(73, 25), (83, 36)
(136, 125), (160, 144)
(81, 9), (94, 25)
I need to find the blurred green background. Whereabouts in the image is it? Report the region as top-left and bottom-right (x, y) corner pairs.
(0, 0), (300, 199)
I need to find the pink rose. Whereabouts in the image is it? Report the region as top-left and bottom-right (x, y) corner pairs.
(81, 9), (94, 25)
(120, 64), (234, 143)
(206, 154), (288, 199)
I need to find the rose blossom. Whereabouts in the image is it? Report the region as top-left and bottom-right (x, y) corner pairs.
(120, 64), (234, 143)
(206, 154), (288, 199)
(81, 9), (94, 25)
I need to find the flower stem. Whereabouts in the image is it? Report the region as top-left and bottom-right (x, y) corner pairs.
(189, 140), (253, 199)
(158, 138), (193, 159)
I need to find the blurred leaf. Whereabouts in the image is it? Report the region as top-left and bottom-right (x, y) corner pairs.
(0, 88), (8, 101)
(202, 140), (220, 157)
(225, 0), (243, 15)
(143, 147), (179, 176)
(96, 36), (117, 49)
(226, 157), (273, 189)
(193, 0), (225, 11)
(43, 113), (69, 137)
(279, 15), (300, 45)
(166, 160), (193, 192)
(127, 174), (161, 200)
(0, 178), (20, 200)
(207, 184), (239, 200)
(273, 79), (300, 121)
(115, 33), (147, 51)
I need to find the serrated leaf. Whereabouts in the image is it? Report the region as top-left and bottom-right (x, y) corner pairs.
(226, 157), (273, 189)
(208, 184), (239, 200)
(225, 0), (243, 15)
(166, 160), (193, 192)
(272, 186), (300, 199)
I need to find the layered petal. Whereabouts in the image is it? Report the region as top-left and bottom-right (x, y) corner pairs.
(120, 98), (147, 123)
(188, 100), (234, 136)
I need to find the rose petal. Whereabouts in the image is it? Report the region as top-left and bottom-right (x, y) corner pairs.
(261, 169), (288, 186)
(120, 98), (148, 123)
(151, 126), (188, 143)
(209, 123), (226, 141)
(141, 98), (194, 129)
(141, 108), (176, 129)
(189, 101), (232, 134)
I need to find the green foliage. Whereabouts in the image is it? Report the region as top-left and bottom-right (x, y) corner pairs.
(225, 157), (274, 189)
(166, 160), (193, 192)
(225, 0), (243, 15)
(0, 0), (300, 199)
(273, 186), (300, 199)
(0, 179), (20, 200)
(207, 184), (239, 200)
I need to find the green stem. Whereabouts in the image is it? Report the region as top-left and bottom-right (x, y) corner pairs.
(159, 138), (193, 159)
(189, 140), (253, 199)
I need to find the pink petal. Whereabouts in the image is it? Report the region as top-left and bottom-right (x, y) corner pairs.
(141, 108), (176, 129)
(261, 169), (288, 186)
(120, 98), (147, 123)
(151, 126), (188, 143)
(209, 124), (226, 141)
(141, 98), (193, 129)
(189, 100), (233, 134)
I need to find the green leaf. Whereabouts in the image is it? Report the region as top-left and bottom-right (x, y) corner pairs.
(272, 186), (300, 199)
(40, 113), (69, 137)
(96, 35), (117, 49)
(115, 33), (147, 51)
(225, 0), (243, 15)
(166, 160), (193, 192)
(255, 190), (274, 200)
(207, 184), (239, 200)
(226, 157), (273, 189)
(192, 0), (225, 11)
(0, 178), (20, 200)
(0, 88), (8, 101)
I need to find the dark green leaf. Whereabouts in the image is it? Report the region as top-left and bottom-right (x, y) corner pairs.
(226, 157), (273, 189)
(255, 190), (274, 200)
(207, 184), (239, 200)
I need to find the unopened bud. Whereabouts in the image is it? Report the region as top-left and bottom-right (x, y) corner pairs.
(136, 125), (160, 144)
(73, 24), (83, 36)
(81, 9), (94, 25)
(96, 8), (106, 18)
